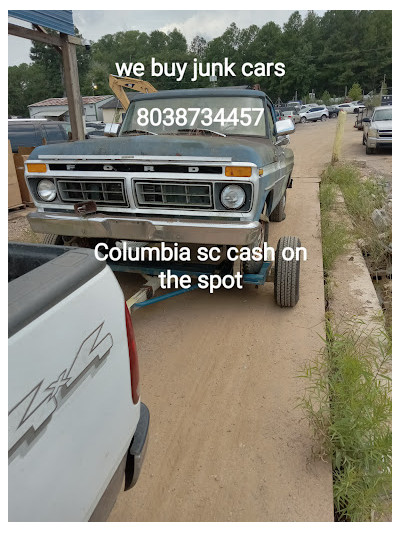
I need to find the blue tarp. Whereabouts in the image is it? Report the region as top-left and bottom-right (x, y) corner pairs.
(8, 10), (75, 36)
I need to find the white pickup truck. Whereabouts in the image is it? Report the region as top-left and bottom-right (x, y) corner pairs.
(8, 242), (149, 521)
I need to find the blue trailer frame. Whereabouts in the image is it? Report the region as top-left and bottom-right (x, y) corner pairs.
(108, 259), (273, 310)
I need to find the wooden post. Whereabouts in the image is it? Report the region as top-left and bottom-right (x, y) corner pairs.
(60, 33), (85, 141)
(331, 110), (347, 165)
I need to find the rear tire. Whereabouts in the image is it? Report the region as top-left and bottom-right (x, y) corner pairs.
(321, 114), (327, 121)
(42, 234), (64, 245)
(270, 192), (286, 222)
(331, 112), (337, 118)
(274, 236), (301, 307)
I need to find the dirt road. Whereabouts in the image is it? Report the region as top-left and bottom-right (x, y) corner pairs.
(109, 119), (342, 522)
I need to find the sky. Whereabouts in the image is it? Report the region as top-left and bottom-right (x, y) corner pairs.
(8, 10), (324, 66)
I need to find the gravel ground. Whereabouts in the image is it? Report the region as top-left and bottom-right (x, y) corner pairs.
(8, 207), (41, 243)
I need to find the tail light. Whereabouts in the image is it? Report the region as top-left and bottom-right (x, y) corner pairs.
(125, 303), (140, 404)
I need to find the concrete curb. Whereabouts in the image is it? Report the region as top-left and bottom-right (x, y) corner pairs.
(329, 192), (384, 331)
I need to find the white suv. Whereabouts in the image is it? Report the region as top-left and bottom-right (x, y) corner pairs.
(299, 106), (329, 123)
(337, 103), (358, 113)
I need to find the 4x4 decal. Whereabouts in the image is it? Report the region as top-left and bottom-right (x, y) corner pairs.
(9, 322), (113, 453)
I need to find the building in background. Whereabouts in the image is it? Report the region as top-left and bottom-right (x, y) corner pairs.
(99, 93), (136, 124)
(28, 95), (114, 122)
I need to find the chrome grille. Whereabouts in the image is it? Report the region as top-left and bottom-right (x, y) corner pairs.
(57, 179), (127, 206)
(378, 130), (392, 138)
(135, 181), (212, 209)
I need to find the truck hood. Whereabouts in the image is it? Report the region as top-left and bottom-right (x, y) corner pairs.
(372, 120), (392, 131)
(29, 134), (279, 167)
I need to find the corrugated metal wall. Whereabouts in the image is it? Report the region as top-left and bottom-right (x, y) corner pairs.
(8, 10), (75, 36)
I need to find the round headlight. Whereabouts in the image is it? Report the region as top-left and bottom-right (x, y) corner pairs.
(220, 185), (246, 209)
(37, 179), (56, 202)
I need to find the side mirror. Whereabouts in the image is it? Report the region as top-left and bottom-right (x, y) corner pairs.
(104, 123), (119, 137)
(362, 117), (371, 123)
(275, 119), (295, 136)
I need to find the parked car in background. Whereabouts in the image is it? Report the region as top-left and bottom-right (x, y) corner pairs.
(287, 101), (302, 108)
(337, 103), (358, 113)
(362, 105), (392, 154)
(299, 106), (329, 123)
(327, 105), (340, 118)
(381, 95), (392, 106)
(299, 104), (314, 113)
(86, 123), (106, 138)
(279, 106), (300, 124)
(350, 102), (365, 113)
(8, 119), (69, 153)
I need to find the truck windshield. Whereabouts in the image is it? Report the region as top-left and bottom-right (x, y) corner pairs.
(373, 109), (392, 121)
(120, 96), (267, 137)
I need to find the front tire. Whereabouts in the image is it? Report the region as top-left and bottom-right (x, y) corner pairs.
(300, 117), (306, 123)
(274, 236), (301, 307)
(270, 192), (286, 222)
(42, 234), (64, 245)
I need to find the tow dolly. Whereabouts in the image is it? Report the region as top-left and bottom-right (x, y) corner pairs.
(108, 235), (302, 310)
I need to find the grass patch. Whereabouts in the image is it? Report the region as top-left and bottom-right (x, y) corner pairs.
(323, 164), (386, 221)
(319, 178), (351, 273)
(299, 320), (392, 521)
(320, 214), (350, 273)
(322, 164), (391, 274)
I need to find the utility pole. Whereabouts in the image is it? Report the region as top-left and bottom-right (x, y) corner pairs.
(60, 33), (85, 140)
(380, 74), (386, 96)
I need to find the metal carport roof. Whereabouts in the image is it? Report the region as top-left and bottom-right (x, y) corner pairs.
(8, 10), (75, 35)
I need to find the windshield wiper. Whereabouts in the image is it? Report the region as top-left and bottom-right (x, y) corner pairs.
(122, 129), (158, 136)
(177, 128), (226, 137)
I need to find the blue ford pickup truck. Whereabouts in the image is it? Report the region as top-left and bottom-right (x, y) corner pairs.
(25, 88), (295, 275)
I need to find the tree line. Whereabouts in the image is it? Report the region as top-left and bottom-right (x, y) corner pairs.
(8, 10), (392, 117)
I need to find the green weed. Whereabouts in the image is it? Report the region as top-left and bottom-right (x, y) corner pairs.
(299, 320), (392, 521)
(319, 178), (351, 273)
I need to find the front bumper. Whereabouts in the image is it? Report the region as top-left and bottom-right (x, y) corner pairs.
(367, 136), (392, 148)
(28, 211), (262, 246)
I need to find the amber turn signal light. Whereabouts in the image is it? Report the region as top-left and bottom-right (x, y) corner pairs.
(225, 166), (252, 177)
(26, 163), (47, 173)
